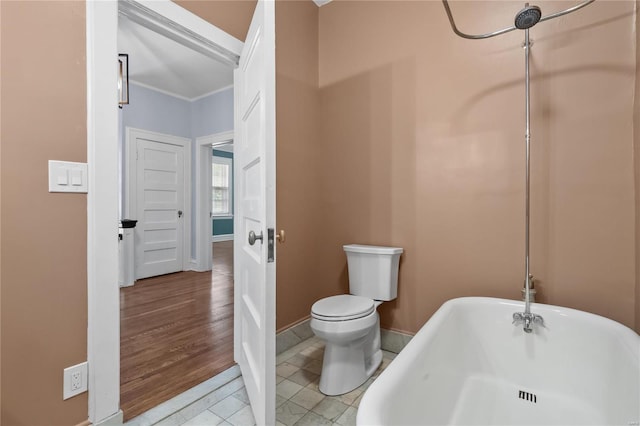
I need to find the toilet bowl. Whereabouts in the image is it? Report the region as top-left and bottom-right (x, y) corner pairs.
(310, 245), (403, 396)
(311, 295), (383, 395)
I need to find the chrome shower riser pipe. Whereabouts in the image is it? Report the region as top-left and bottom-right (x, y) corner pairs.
(516, 27), (544, 332)
(524, 28), (531, 315)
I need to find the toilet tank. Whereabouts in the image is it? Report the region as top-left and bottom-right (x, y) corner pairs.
(344, 244), (403, 301)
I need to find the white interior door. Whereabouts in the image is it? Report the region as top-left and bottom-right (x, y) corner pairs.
(233, 0), (276, 424)
(133, 132), (188, 279)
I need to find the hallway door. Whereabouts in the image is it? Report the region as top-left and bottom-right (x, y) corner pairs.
(131, 129), (190, 279)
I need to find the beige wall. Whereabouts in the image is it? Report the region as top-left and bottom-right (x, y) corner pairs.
(317, 0), (637, 333)
(1, 1), (88, 425)
(1, 1), (3, 419)
(635, 0), (640, 333)
(175, 0), (256, 42)
(1, 1), (3, 421)
(0, 1), (637, 424)
(274, 0), (321, 330)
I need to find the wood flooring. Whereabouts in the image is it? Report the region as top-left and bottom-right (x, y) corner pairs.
(120, 241), (235, 421)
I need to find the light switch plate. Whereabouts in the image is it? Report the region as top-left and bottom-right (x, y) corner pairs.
(49, 160), (88, 193)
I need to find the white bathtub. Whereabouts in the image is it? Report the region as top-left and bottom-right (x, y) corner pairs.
(358, 297), (640, 426)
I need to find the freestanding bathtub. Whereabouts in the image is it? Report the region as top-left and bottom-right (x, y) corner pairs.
(357, 297), (640, 426)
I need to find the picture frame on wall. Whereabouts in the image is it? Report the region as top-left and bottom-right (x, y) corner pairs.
(118, 53), (129, 108)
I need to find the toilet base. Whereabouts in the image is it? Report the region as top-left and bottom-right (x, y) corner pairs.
(365, 348), (383, 378)
(317, 318), (382, 396)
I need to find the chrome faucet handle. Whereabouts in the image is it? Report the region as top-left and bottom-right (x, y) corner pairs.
(532, 314), (545, 327)
(512, 312), (524, 324)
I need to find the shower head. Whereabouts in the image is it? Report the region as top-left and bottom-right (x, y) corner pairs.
(514, 4), (542, 29)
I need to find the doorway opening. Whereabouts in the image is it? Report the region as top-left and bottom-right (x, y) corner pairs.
(117, 12), (236, 421)
(87, 2), (275, 424)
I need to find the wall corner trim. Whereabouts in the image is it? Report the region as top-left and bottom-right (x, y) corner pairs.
(86, 0), (120, 423)
(312, 0), (332, 7)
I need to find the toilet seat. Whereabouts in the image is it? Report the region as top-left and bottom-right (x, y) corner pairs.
(311, 295), (375, 322)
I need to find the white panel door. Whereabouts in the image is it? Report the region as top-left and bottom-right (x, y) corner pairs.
(233, 0), (276, 425)
(134, 136), (186, 279)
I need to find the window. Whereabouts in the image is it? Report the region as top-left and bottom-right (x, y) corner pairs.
(212, 156), (232, 216)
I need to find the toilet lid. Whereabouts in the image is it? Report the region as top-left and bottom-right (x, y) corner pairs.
(311, 295), (375, 321)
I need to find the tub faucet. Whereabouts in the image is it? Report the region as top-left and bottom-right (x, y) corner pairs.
(513, 274), (544, 333)
(513, 311), (544, 333)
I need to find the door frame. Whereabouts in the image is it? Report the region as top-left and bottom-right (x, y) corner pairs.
(195, 130), (234, 271)
(125, 127), (192, 278)
(86, 2), (243, 423)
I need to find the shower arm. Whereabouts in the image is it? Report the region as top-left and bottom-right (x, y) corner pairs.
(441, 0), (596, 40)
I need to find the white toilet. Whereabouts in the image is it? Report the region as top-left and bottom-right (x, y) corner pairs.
(310, 244), (403, 396)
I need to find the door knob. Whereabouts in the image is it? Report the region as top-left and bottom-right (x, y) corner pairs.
(248, 230), (263, 245)
(178, 210), (183, 218)
(276, 230), (286, 243)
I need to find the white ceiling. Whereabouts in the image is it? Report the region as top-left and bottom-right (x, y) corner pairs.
(118, 16), (233, 101)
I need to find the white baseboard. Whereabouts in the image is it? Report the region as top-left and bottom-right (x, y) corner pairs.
(187, 259), (202, 272)
(94, 410), (123, 426)
(212, 234), (233, 242)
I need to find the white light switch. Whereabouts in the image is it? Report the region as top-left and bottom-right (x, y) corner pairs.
(49, 160), (88, 193)
(57, 170), (69, 186)
(71, 169), (82, 186)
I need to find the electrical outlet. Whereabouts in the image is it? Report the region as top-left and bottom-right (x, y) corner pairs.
(63, 362), (88, 400)
(71, 371), (82, 391)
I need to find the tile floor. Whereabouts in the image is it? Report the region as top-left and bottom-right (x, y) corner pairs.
(179, 386), (254, 426)
(172, 336), (395, 426)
